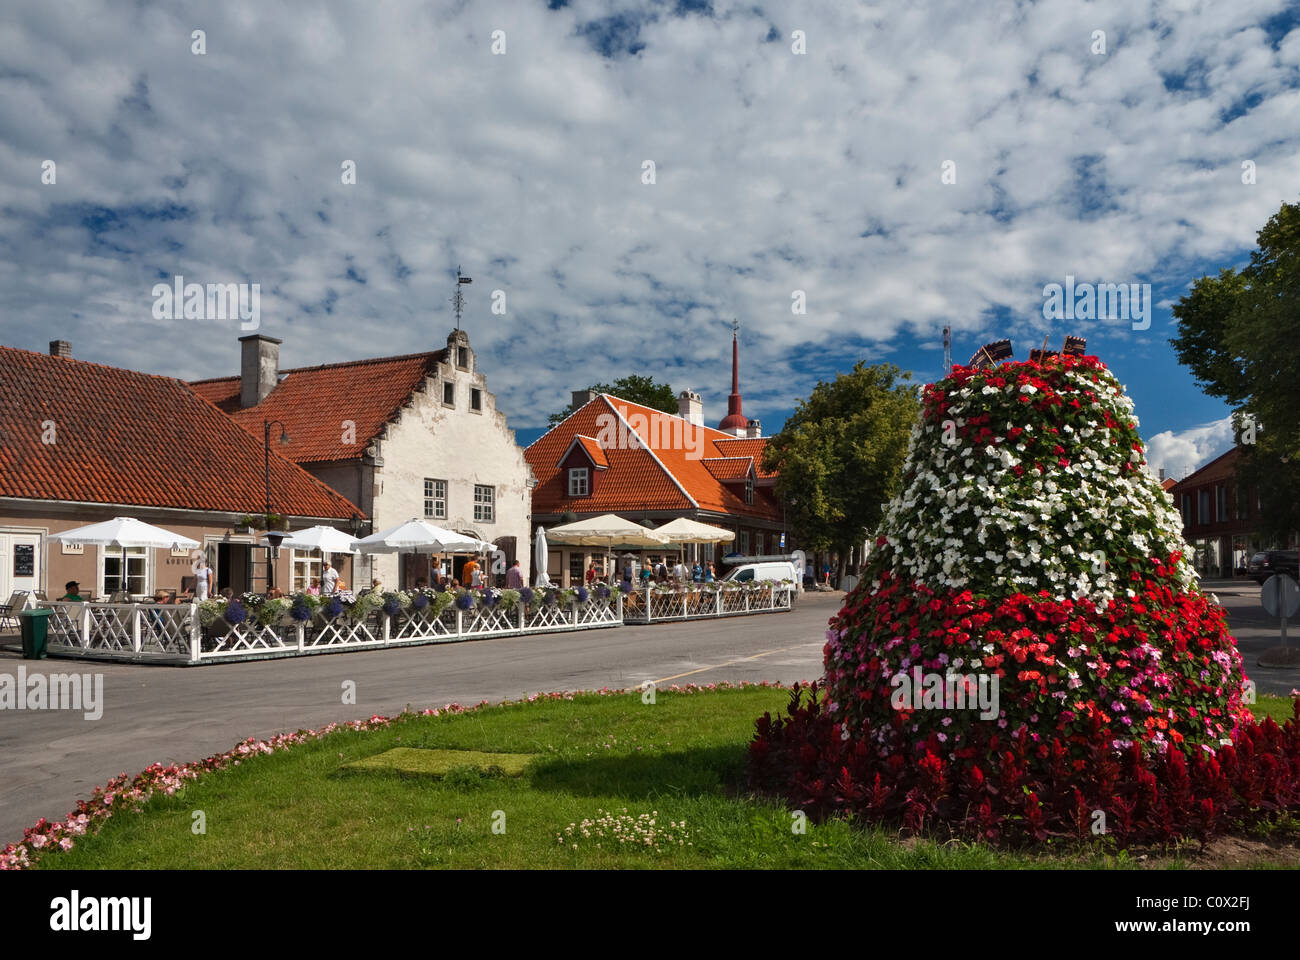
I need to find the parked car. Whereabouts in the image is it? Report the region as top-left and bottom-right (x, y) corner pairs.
(722, 561), (798, 584)
(1247, 550), (1299, 584)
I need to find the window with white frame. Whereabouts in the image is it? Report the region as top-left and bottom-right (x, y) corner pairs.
(474, 484), (495, 522)
(292, 549), (322, 592)
(744, 474), (754, 504)
(102, 546), (148, 597)
(568, 467), (589, 497)
(424, 478), (447, 519)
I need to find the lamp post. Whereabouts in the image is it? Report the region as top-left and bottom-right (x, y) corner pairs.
(263, 419), (291, 591)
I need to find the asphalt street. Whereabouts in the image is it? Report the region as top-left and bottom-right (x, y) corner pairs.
(2, 582), (1296, 847)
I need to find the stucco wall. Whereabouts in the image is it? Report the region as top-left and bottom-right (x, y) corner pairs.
(365, 340), (532, 588)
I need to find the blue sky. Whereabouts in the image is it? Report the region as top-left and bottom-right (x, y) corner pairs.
(2, 0), (1298, 480)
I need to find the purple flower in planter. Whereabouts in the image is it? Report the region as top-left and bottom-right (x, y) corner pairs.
(412, 593), (430, 610)
(619, 580), (633, 594)
(596, 584), (611, 600)
(482, 590), (500, 608)
(382, 597), (402, 617)
(290, 601), (312, 622)
(576, 586), (589, 603)
(323, 597), (343, 620)
(223, 600), (247, 626)
(455, 592), (475, 611)
(519, 587), (535, 605)
(543, 588), (559, 606)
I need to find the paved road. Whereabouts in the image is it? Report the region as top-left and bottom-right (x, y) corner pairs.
(0, 595), (838, 844)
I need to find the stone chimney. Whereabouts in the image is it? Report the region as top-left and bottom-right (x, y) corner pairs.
(49, 340), (71, 359)
(677, 390), (703, 427)
(746, 419), (762, 439)
(1158, 467), (1166, 481)
(239, 334), (282, 408)
(571, 389), (596, 408)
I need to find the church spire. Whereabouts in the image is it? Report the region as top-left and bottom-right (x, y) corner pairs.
(717, 319), (749, 436)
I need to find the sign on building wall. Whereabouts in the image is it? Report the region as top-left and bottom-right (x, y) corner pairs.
(13, 544), (35, 576)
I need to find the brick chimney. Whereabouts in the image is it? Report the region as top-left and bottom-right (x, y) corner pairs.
(239, 334), (282, 408)
(571, 389), (596, 409)
(49, 340), (71, 359)
(746, 419), (762, 439)
(677, 390), (703, 427)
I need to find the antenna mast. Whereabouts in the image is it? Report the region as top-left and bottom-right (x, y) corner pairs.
(942, 324), (951, 370)
(450, 265), (473, 330)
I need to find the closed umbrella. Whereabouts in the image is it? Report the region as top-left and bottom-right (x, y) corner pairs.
(534, 526), (553, 587)
(49, 517), (200, 598)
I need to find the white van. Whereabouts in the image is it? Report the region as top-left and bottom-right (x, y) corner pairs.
(721, 561), (797, 584)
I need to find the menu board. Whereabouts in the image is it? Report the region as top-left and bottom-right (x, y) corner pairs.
(13, 543), (35, 577)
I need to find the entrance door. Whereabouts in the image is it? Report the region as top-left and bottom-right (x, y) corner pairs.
(216, 543), (251, 595)
(0, 533), (42, 600)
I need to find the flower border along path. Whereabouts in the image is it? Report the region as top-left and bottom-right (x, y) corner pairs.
(0, 680), (783, 870)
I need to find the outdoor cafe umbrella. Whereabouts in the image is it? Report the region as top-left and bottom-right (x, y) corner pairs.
(534, 526), (553, 587)
(542, 514), (671, 549)
(269, 525), (361, 554)
(653, 517), (736, 545)
(353, 518), (491, 555)
(48, 517), (200, 596)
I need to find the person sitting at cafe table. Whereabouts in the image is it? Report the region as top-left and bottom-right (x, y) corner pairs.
(58, 580), (85, 602)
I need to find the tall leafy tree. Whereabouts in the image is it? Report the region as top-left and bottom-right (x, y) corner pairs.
(763, 362), (919, 578)
(548, 374), (677, 426)
(1170, 201), (1300, 541)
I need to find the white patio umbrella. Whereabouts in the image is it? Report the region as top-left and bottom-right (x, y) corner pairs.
(543, 514), (671, 549)
(534, 526), (553, 588)
(654, 517), (736, 567)
(353, 518), (491, 555)
(653, 517), (736, 544)
(269, 525), (360, 554)
(48, 518), (200, 597)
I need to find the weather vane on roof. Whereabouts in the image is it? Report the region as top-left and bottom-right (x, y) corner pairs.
(450, 265), (473, 330)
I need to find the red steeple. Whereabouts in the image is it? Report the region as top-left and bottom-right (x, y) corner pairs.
(717, 320), (748, 434)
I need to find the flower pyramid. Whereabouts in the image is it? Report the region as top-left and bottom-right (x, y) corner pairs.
(823, 349), (1252, 768)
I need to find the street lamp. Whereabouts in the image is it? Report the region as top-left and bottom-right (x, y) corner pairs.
(263, 419), (291, 591)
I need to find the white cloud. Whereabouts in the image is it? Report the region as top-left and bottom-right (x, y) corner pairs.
(1145, 416), (1236, 482)
(0, 0), (1296, 433)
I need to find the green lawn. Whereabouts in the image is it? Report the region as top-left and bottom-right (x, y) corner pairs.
(33, 689), (1300, 870)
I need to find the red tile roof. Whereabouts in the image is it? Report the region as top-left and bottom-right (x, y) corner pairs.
(190, 351), (446, 463)
(526, 394), (781, 520)
(713, 437), (777, 478)
(702, 457), (754, 481)
(0, 346), (361, 519)
(560, 435), (609, 469)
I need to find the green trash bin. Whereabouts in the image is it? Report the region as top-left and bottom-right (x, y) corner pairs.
(19, 608), (51, 660)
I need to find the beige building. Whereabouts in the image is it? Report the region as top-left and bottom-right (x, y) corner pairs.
(191, 329), (533, 588)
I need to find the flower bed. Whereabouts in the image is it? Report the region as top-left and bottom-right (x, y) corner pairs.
(750, 352), (1296, 845)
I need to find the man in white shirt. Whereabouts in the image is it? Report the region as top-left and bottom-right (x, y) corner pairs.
(673, 559), (689, 582)
(321, 558), (339, 596)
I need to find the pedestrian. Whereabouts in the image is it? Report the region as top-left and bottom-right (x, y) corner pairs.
(506, 560), (524, 589)
(586, 562), (598, 586)
(673, 558), (688, 582)
(692, 561), (702, 583)
(462, 556), (480, 589)
(321, 557), (339, 596)
(194, 555), (213, 601)
(308, 578), (321, 596)
(704, 562), (715, 583)
(58, 580), (85, 602)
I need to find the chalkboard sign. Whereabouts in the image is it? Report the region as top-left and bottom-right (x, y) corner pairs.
(14, 543), (35, 577)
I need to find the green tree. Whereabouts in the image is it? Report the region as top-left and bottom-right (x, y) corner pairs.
(548, 374), (677, 426)
(762, 362), (919, 580)
(1170, 200), (1300, 542)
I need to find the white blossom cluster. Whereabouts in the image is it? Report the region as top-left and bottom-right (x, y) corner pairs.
(868, 366), (1198, 604)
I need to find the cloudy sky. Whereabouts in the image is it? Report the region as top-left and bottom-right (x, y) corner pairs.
(2, 0), (1297, 478)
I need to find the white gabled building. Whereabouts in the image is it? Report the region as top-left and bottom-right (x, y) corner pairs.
(191, 329), (534, 589)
